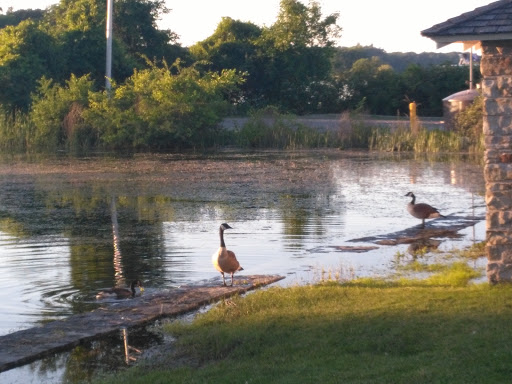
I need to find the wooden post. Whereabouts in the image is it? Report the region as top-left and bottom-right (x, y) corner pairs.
(409, 101), (418, 135)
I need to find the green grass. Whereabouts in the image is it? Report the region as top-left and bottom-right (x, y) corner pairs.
(95, 246), (512, 384)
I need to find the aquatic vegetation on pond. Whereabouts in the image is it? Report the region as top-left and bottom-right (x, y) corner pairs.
(390, 241), (486, 286)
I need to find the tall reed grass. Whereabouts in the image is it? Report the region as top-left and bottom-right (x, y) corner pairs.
(0, 110), (33, 152)
(369, 125), (484, 153)
(234, 112), (342, 149)
(233, 110), (484, 153)
(0, 106), (485, 154)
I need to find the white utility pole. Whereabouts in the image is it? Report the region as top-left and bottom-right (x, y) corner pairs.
(106, 0), (113, 92)
(469, 46), (473, 90)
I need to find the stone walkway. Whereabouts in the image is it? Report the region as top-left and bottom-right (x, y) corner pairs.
(0, 274), (284, 373)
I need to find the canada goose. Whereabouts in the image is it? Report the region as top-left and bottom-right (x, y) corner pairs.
(405, 192), (445, 228)
(211, 223), (244, 286)
(95, 280), (144, 299)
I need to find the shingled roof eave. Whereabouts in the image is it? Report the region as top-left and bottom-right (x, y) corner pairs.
(432, 32), (512, 47)
(421, 0), (512, 37)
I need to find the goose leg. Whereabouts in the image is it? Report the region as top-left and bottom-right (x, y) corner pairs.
(221, 272), (227, 286)
(230, 272), (234, 286)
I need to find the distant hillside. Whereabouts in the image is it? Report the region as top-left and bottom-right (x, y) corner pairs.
(0, 8), (45, 29)
(333, 45), (464, 72)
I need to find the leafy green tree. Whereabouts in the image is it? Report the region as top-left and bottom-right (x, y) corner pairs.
(41, 0), (186, 83)
(190, 17), (264, 111)
(0, 0), (185, 110)
(115, 0), (185, 64)
(402, 64), (478, 116)
(335, 56), (480, 116)
(41, 0), (138, 85)
(256, 0), (341, 113)
(343, 57), (403, 115)
(0, 8), (44, 29)
(190, 1), (341, 114)
(190, 17), (261, 69)
(0, 20), (59, 110)
(265, 0), (341, 49)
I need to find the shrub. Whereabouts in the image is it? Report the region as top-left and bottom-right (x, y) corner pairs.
(85, 61), (245, 150)
(453, 94), (483, 140)
(29, 74), (96, 152)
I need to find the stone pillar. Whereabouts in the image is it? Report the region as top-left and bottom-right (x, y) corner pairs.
(482, 40), (512, 283)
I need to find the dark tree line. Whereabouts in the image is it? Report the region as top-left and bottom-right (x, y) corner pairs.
(0, 0), (478, 121)
(0, 0), (189, 111)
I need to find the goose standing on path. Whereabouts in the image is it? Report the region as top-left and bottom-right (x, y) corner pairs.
(212, 223), (243, 286)
(95, 280), (144, 300)
(405, 192), (445, 228)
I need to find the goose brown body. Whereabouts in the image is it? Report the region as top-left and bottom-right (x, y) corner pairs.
(405, 192), (444, 227)
(95, 280), (144, 299)
(212, 223), (243, 286)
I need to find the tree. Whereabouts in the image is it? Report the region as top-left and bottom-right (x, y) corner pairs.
(264, 0), (341, 49)
(40, 0), (171, 85)
(402, 64), (477, 116)
(0, 0), (186, 110)
(255, 0), (341, 113)
(190, 17), (262, 110)
(342, 57), (404, 115)
(114, 0), (188, 66)
(0, 8), (44, 29)
(0, 20), (59, 110)
(189, 1), (341, 114)
(190, 17), (262, 67)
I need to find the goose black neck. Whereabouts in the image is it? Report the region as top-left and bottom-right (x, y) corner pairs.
(130, 281), (136, 295)
(409, 194), (415, 204)
(219, 227), (226, 247)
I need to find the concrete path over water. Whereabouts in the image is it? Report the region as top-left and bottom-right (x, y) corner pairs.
(0, 274), (284, 373)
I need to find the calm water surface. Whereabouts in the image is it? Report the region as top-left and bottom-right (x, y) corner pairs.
(0, 150), (486, 382)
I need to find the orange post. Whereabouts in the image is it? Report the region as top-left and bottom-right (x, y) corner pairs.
(409, 101), (418, 135)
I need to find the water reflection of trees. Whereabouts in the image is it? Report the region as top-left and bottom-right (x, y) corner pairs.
(0, 178), (175, 297)
(406, 153), (484, 195)
(26, 326), (163, 383)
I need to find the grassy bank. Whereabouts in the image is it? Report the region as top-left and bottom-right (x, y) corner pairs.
(95, 248), (512, 384)
(230, 111), (483, 153)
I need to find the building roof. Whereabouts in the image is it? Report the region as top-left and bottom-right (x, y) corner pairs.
(421, 0), (512, 48)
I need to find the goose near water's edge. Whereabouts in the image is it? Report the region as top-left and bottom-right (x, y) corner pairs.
(405, 192), (445, 228)
(95, 279), (144, 300)
(212, 223), (244, 286)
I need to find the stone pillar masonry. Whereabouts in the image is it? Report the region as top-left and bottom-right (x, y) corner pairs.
(482, 40), (512, 283)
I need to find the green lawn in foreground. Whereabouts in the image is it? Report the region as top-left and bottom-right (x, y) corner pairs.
(96, 278), (512, 384)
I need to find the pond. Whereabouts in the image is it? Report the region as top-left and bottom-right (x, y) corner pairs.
(0, 150), (486, 382)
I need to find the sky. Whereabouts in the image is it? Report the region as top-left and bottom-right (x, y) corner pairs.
(4, 0), (493, 53)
